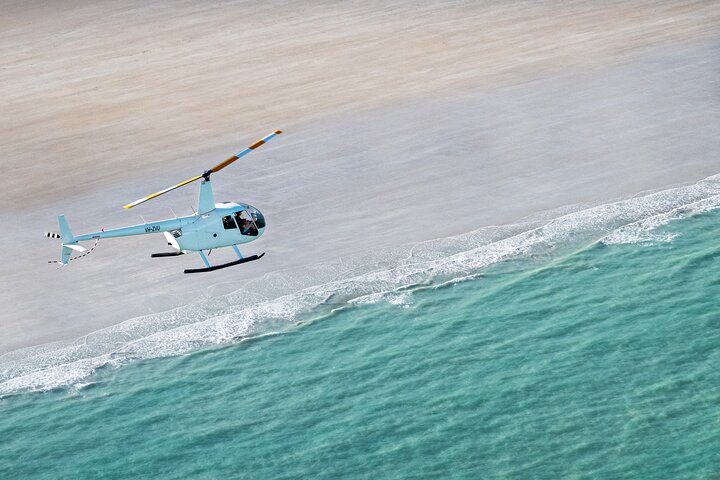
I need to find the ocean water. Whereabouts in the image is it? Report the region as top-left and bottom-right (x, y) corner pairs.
(1, 176), (720, 478)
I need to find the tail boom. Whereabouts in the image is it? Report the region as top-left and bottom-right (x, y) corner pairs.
(49, 215), (187, 265)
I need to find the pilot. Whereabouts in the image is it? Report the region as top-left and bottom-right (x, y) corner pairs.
(240, 219), (258, 236)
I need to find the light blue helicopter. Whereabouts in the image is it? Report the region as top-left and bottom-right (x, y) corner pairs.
(46, 130), (282, 273)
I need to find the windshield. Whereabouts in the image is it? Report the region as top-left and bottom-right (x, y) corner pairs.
(247, 206), (266, 229)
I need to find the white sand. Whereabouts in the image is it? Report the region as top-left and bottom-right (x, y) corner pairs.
(1, 0), (718, 352)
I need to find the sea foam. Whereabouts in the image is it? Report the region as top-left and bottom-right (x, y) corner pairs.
(2, 173), (720, 396)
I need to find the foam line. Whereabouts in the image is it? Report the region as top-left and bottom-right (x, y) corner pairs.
(2, 174), (720, 396)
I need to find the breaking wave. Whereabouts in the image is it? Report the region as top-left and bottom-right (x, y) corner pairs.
(2, 173), (720, 396)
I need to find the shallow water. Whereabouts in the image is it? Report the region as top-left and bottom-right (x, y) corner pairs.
(1, 186), (719, 478)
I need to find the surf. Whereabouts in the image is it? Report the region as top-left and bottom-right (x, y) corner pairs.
(2, 173), (720, 396)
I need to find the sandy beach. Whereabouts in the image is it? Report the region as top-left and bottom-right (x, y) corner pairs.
(1, 0), (718, 353)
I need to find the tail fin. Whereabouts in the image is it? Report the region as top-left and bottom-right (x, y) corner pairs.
(57, 215), (85, 265)
(58, 215), (74, 244)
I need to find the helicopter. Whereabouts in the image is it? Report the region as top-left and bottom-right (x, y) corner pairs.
(45, 130), (282, 274)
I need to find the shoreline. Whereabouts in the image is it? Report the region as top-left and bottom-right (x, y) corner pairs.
(3, 171), (720, 394)
(1, 1), (719, 353)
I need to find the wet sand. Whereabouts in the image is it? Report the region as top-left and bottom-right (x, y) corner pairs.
(1, 0), (718, 352)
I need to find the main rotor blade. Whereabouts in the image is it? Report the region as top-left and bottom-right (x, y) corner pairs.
(123, 175), (203, 209)
(209, 130), (282, 174)
(121, 130), (282, 209)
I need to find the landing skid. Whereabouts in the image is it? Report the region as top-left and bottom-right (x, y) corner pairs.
(184, 253), (265, 274)
(151, 251), (185, 258)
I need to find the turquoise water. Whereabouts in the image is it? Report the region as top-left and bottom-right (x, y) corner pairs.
(2, 199), (720, 478)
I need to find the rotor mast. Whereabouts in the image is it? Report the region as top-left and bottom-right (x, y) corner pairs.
(198, 177), (215, 214)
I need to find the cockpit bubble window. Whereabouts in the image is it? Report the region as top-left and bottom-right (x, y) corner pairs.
(247, 206), (266, 229)
(234, 210), (259, 236)
(222, 215), (237, 230)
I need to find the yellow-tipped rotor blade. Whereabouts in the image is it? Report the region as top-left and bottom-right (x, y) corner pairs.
(123, 175), (203, 209)
(209, 130), (282, 174)
(122, 130), (282, 209)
